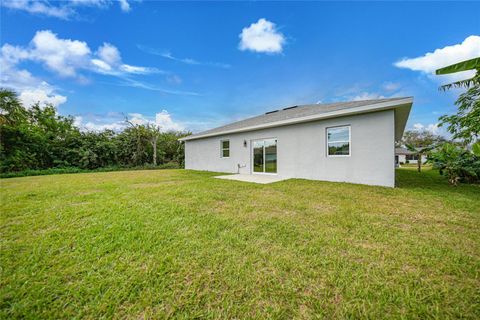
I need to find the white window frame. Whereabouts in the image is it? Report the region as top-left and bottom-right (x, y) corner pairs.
(326, 125), (351, 157)
(220, 139), (230, 158)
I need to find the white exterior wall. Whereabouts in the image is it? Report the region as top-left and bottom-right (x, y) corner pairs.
(185, 110), (396, 187)
(397, 154), (427, 165)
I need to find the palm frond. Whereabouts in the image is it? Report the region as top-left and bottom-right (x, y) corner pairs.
(436, 57), (480, 75)
(439, 74), (480, 91)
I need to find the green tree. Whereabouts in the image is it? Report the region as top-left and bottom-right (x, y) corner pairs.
(436, 57), (480, 144)
(405, 144), (433, 173)
(116, 125), (149, 166)
(401, 130), (444, 172)
(0, 89), (28, 125)
(77, 130), (117, 169)
(1, 88), (80, 171)
(159, 130), (190, 165)
(1, 88), (189, 173)
(0, 89), (33, 171)
(402, 130), (445, 147)
(436, 57), (480, 91)
(27, 104), (80, 168)
(438, 85), (479, 144)
(144, 124), (162, 166)
(429, 142), (480, 185)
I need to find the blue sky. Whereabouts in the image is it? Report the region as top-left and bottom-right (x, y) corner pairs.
(1, 1), (479, 135)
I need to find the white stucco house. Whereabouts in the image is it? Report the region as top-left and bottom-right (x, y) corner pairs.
(180, 97), (413, 187)
(395, 147), (428, 166)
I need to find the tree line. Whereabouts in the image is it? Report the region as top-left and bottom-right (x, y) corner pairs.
(0, 89), (190, 174)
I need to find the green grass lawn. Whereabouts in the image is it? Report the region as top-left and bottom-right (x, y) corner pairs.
(1, 168), (479, 319)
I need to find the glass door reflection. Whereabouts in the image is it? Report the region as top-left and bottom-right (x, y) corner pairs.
(252, 139), (277, 174)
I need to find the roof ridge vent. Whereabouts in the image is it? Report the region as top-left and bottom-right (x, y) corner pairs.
(265, 110), (279, 114)
(283, 105), (298, 111)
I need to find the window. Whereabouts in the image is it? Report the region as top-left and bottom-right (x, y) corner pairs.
(406, 154), (418, 161)
(221, 140), (230, 158)
(327, 126), (350, 156)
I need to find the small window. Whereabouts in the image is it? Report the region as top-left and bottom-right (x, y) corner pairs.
(406, 154), (418, 161)
(327, 126), (350, 156)
(221, 140), (230, 158)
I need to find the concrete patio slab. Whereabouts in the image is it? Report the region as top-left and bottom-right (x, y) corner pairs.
(214, 174), (288, 184)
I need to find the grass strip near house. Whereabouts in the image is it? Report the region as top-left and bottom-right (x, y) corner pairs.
(1, 168), (479, 319)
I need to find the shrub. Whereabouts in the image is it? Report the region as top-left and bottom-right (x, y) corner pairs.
(428, 142), (480, 185)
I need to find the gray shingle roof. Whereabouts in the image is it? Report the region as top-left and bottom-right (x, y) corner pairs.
(395, 147), (415, 155)
(183, 97), (411, 140)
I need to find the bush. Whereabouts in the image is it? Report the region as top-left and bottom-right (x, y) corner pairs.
(1, 88), (190, 174)
(428, 142), (480, 185)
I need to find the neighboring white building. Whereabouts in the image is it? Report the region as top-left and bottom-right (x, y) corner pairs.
(180, 97), (413, 187)
(395, 147), (428, 166)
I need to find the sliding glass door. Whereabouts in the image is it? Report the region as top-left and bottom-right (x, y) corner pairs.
(253, 141), (264, 173)
(252, 139), (277, 174)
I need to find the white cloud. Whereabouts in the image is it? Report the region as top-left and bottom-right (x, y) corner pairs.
(426, 124), (439, 135)
(127, 113), (148, 126)
(0, 44), (30, 65)
(73, 115), (83, 127)
(1, 0), (72, 19)
(30, 30), (92, 77)
(167, 75), (182, 85)
(394, 35), (480, 83)
(382, 81), (401, 92)
(127, 111), (185, 131)
(239, 18), (285, 54)
(119, 64), (157, 74)
(74, 110), (185, 132)
(118, 0), (130, 12)
(92, 43), (160, 75)
(137, 45), (231, 68)
(91, 58), (112, 71)
(19, 87), (67, 108)
(84, 121), (125, 131)
(351, 92), (385, 101)
(155, 110), (185, 131)
(0, 43), (67, 108)
(412, 123), (440, 135)
(1, 0), (132, 19)
(0, 30), (163, 109)
(97, 42), (121, 66)
(120, 78), (200, 96)
(74, 112), (127, 131)
(1, 30), (157, 80)
(413, 123), (424, 131)
(0, 44), (40, 90)
(69, 0), (108, 6)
